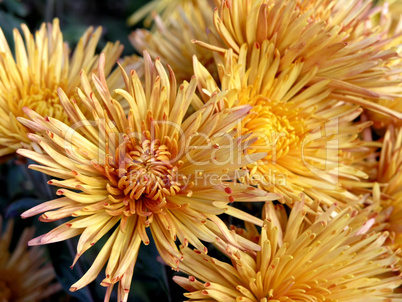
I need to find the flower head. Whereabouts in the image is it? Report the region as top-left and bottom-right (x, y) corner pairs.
(194, 46), (371, 210)
(17, 52), (277, 301)
(175, 200), (402, 301)
(0, 217), (61, 301)
(194, 0), (402, 122)
(378, 0), (402, 34)
(0, 19), (124, 157)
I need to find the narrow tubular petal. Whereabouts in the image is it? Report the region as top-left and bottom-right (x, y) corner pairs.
(70, 228), (119, 292)
(17, 38), (283, 302)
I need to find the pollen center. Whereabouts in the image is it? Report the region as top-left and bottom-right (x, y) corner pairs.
(241, 95), (306, 161)
(11, 82), (69, 124)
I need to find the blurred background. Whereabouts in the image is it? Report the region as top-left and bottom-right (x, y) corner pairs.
(0, 0), (191, 301)
(0, 0), (150, 55)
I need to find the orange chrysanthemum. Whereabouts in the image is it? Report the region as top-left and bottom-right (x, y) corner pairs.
(17, 52), (277, 301)
(0, 217), (61, 301)
(0, 19), (124, 158)
(175, 200), (402, 301)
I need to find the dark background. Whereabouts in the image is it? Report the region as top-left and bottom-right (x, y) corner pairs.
(0, 0), (151, 56)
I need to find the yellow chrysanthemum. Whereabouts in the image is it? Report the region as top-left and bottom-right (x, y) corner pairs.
(194, 0), (402, 122)
(0, 19), (124, 158)
(17, 53), (277, 301)
(127, 0), (213, 27)
(129, 0), (219, 83)
(0, 217), (61, 301)
(174, 200), (402, 301)
(193, 46), (371, 210)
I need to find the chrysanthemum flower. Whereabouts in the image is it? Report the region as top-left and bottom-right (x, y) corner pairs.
(0, 216), (61, 301)
(174, 200), (402, 301)
(194, 0), (402, 122)
(0, 18), (124, 158)
(129, 0), (219, 83)
(193, 46), (370, 210)
(17, 52), (277, 301)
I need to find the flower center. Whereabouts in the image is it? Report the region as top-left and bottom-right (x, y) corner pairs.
(240, 93), (306, 161)
(8, 81), (69, 125)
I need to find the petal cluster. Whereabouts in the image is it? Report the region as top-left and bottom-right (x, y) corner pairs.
(17, 52), (276, 301)
(0, 18), (123, 157)
(194, 45), (371, 210)
(374, 126), (402, 255)
(175, 200), (402, 301)
(129, 0), (219, 83)
(194, 0), (402, 123)
(1, 0), (401, 301)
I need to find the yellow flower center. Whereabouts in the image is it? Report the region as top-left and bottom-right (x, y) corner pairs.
(6, 80), (70, 128)
(240, 94), (305, 161)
